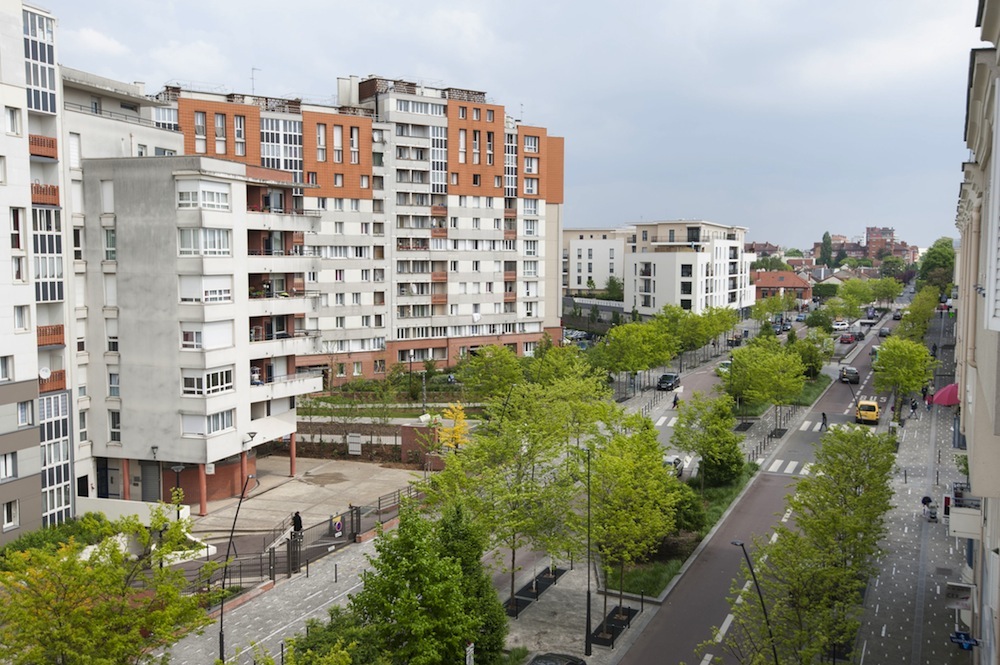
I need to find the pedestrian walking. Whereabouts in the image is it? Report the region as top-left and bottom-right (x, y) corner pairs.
(926, 392), (933, 411)
(292, 511), (303, 532)
(910, 398), (918, 419)
(673, 393), (680, 409)
(921, 384), (928, 399)
(820, 412), (827, 431)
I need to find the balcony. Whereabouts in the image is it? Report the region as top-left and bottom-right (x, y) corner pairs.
(244, 207), (320, 233)
(247, 291), (316, 317)
(504, 208), (517, 219)
(37, 324), (65, 347)
(431, 205), (447, 217)
(431, 227), (448, 238)
(39, 369), (66, 393)
(28, 134), (58, 159)
(504, 229), (516, 240)
(504, 271), (516, 281)
(396, 240), (431, 252)
(431, 293), (447, 305)
(504, 290), (516, 303)
(431, 271), (448, 282)
(247, 250), (317, 275)
(31, 183), (60, 206)
(249, 370), (324, 402)
(248, 329), (320, 358)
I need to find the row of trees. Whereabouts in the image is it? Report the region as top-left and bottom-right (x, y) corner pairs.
(710, 426), (897, 663)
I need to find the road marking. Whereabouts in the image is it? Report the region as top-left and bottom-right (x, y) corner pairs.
(784, 460), (798, 474)
(667, 417), (678, 427)
(799, 421), (811, 431)
(769, 532), (779, 544)
(781, 509), (792, 523)
(700, 655), (715, 665)
(655, 416), (667, 427)
(716, 613), (734, 641)
(801, 463), (813, 475)
(881, 624), (886, 637)
(767, 459), (783, 473)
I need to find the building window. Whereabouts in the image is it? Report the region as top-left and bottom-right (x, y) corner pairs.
(2, 500), (17, 530)
(178, 228), (232, 256)
(234, 115), (246, 156)
(78, 411), (87, 443)
(681, 264), (693, 277)
(108, 372), (120, 397)
(333, 125), (343, 162)
(524, 157), (538, 174)
(206, 410), (234, 434)
(523, 135), (539, 153)
(334, 174), (343, 187)
(102, 228), (116, 261)
(181, 327), (202, 349)
(177, 181), (231, 210)
(0, 452), (15, 481)
(17, 401), (33, 426)
(109, 410), (121, 442)
(194, 111), (207, 153)
(13, 305), (28, 331)
(5, 107), (21, 135)
(353, 361), (362, 376)
(183, 367), (234, 395)
(0, 355), (10, 381)
(214, 113), (226, 154)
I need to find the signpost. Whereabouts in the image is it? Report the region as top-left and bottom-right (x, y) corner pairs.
(950, 631), (979, 651)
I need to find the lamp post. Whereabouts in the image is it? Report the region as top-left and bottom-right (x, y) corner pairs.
(585, 447), (592, 656)
(219, 473), (256, 663)
(170, 464), (185, 521)
(732, 540), (779, 665)
(408, 350), (414, 399)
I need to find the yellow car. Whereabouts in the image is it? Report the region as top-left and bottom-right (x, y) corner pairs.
(855, 400), (880, 425)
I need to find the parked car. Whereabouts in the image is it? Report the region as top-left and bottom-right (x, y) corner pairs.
(663, 454), (684, 478)
(832, 321), (849, 331)
(781, 321), (792, 331)
(839, 333), (855, 344)
(771, 323), (782, 334)
(892, 310), (903, 320)
(716, 360), (732, 376)
(878, 327), (890, 337)
(527, 655), (588, 665)
(856, 400), (880, 425)
(657, 373), (680, 391)
(795, 312), (807, 322)
(839, 366), (860, 384)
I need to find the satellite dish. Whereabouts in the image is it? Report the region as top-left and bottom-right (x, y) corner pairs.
(38, 367), (51, 380)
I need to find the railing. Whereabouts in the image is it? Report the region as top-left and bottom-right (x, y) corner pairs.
(28, 134), (57, 158)
(248, 289), (318, 300)
(249, 329), (320, 343)
(63, 101), (176, 130)
(246, 206), (322, 217)
(39, 369), (66, 393)
(250, 369), (323, 386)
(31, 183), (59, 206)
(36, 324), (64, 346)
(504, 208), (517, 219)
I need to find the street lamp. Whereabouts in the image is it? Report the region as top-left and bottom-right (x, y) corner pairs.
(408, 350), (414, 398)
(731, 540), (779, 665)
(219, 473), (256, 663)
(584, 447), (592, 656)
(170, 464), (185, 521)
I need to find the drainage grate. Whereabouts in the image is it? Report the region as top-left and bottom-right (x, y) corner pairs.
(935, 567), (953, 576)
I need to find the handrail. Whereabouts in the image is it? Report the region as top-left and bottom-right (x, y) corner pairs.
(63, 101), (178, 131)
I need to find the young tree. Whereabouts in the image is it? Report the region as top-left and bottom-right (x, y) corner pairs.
(351, 507), (476, 665)
(869, 276), (904, 307)
(591, 412), (678, 627)
(872, 336), (934, 412)
(604, 275), (624, 301)
(671, 392), (745, 492)
(455, 344), (523, 403)
(918, 237), (955, 292)
(819, 232), (833, 267)
(879, 255), (906, 279)
(837, 279), (873, 317)
(0, 507), (212, 665)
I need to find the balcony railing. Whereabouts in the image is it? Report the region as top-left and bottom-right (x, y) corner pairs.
(431, 271), (448, 282)
(431, 293), (447, 305)
(504, 208), (517, 219)
(31, 183), (59, 206)
(431, 205), (447, 217)
(249, 329), (320, 343)
(39, 369), (66, 393)
(28, 134), (58, 159)
(250, 369), (323, 387)
(37, 324), (65, 347)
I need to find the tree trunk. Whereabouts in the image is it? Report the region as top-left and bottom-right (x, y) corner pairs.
(618, 563), (626, 618)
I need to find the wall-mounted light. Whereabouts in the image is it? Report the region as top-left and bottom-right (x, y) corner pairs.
(151, 445), (158, 460)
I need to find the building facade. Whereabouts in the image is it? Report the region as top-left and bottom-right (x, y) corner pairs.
(561, 227), (626, 295)
(624, 220), (755, 318)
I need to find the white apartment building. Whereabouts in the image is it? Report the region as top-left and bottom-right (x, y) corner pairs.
(562, 227), (627, 295)
(624, 220), (756, 317)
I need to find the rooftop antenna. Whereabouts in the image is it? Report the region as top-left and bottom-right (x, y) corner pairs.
(251, 67), (261, 96)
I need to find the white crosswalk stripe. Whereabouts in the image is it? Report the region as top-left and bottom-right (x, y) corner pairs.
(667, 416), (677, 427)
(799, 421), (811, 431)
(762, 459), (810, 476)
(800, 420), (823, 432)
(656, 416), (667, 427)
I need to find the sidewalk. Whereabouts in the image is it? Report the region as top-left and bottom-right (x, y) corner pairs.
(853, 311), (969, 663)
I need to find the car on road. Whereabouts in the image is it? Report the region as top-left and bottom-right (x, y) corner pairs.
(840, 366), (860, 384)
(716, 360), (732, 376)
(839, 333), (856, 344)
(781, 321), (792, 331)
(892, 310), (903, 320)
(657, 373), (680, 391)
(856, 400), (880, 425)
(878, 327), (890, 337)
(663, 454), (684, 477)
(795, 312), (807, 321)
(832, 320), (849, 331)
(527, 655), (588, 665)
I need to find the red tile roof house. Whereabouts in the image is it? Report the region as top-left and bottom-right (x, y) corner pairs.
(751, 270), (813, 306)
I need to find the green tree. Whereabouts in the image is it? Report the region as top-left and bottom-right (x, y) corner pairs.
(837, 279), (873, 317)
(0, 506), (212, 665)
(671, 392), (745, 491)
(869, 276), (904, 308)
(437, 503), (508, 665)
(591, 412), (678, 627)
(918, 237), (955, 292)
(834, 248), (848, 266)
(784, 248), (804, 257)
(879, 255), (906, 279)
(812, 282), (838, 300)
(455, 345), (523, 403)
(351, 507), (476, 665)
(604, 275), (624, 301)
(873, 336), (934, 414)
(804, 307), (833, 332)
(586, 277), (596, 295)
(751, 256), (792, 271)
(819, 232), (833, 267)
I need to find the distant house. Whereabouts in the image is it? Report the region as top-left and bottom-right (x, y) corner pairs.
(786, 257), (815, 270)
(745, 241), (782, 257)
(751, 271), (812, 305)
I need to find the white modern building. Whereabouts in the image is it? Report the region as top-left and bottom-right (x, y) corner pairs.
(624, 220), (756, 317)
(562, 227), (627, 295)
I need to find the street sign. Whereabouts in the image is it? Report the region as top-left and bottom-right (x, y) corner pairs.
(950, 631), (979, 650)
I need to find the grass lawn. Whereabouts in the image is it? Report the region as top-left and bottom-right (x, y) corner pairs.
(606, 464), (759, 596)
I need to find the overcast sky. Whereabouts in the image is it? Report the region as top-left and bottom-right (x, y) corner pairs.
(42, 0), (983, 252)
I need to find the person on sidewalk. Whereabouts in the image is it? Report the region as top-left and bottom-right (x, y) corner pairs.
(673, 393), (680, 409)
(292, 511), (303, 532)
(821, 412), (828, 431)
(910, 398), (918, 419)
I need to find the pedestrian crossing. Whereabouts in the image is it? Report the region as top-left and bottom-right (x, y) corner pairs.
(656, 416), (678, 428)
(759, 459), (814, 476)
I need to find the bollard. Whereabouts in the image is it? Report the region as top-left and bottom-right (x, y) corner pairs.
(904, 469), (907, 484)
(936, 470), (939, 486)
(306, 558), (310, 578)
(335, 563), (338, 583)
